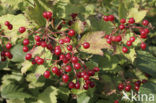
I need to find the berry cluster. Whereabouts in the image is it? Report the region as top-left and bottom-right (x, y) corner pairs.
(103, 15), (150, 53)
(0, 11), (100, 90)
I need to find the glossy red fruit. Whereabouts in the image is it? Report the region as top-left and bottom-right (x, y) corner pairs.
(74, 63), (81, 70)
(103, 16), (109, 21)
(83, 74), (89, 80)
(35, 56), (40, 62)
(130, 37), (135, 42)
(59, 39), (64, 44)
(89, 81), (95, 88)
(135, 86), (140, 91)
(77, 72), (82, 78)
(68, 82), (75, 89)
(140, 42), (146, 50)
(1, 56), (6, 61)
(37, 58), (44, 65)
(59, 54), (65, 60)
(55, 46), (61, 50)
(36, 41), (41, 46)
(8, 24), (13, 30)
(44, 71), (50, 79)
(119, 24), (125, 30)
(107, 38), (111, 44)
(65, 65), (72, 72)
(66, 53), (71, 60)
(135, 80), (141, 86)
(126, 41), (132, 46)
(83, 84), (89, 90)
(64, 37), (71, 43)
(54, 48), (61, 55)
(68, 29), (75, 36)
(108, 15), (115, 21)
(5, 51), (11, 57)
(93, 67), (100, 72)
(75, 82), (80, 89)
(142, 20), (149, 26)
(144, 28), (149, 34)
(47, 43), (53, 50)
(25, 53), (32, 60)
(1, 51), (6, 56)
(118, 83), (124, 90)
(81, 72), (86, 78)
(8, 54), (13, 59)
(23, 46), (29, 52)
(23, 39), (29, 46)
(52, 67), (59, 74)
(83, 42), (90, 49)
(67, 45), (73, 51)
(46, 11), (52, 19)
(5, 21), (10, 26)
(122, 47), (128, 53)
(62, 74), (69, 83)
(85, 80), (91, 85)
(125, 85), (131, 92)
(35, 35), (41, 41)
(62, 57), (68, 64)
(120, 18), (126, 24)
(19, 27), (26, 33)
(41, 41), (47, 48)
(114, 100), (119, 103)
(128, 18), (135, 24)
(142, 79), (147, 84)
(71, 13), (78, 19)
(115, 35), (122, 42)
(71, 56), (78, 63)
(6, 43), (12, 49)
(32, 59), (36, 65)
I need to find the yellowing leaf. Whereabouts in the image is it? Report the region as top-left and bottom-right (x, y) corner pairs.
(21, 61), (33, 74)
(72, 20), (85, 35)
(79, 31), (112, 55)
(128, 7), (147, 23)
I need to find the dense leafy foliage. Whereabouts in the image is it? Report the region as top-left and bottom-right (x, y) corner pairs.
(0, 0), (156, 103)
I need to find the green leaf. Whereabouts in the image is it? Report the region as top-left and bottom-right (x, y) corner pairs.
(1, 84), (31, 99)
(77, 93), (90, 103)
(0, 14), (30, 43)
(124, 48), (136, 63)
(6, 99), (25, 103)
(25, 0), (51, 27)
(88, 16), (113, 34)
(72, 20), (85, 35)
(21, 60), (33, 74)
(37, 86), (58, 103)
(135, 51), (156, 78)
(128, 7), (147, 23)
(118, 1), (127, 19)
(139, 82), (156, 103)
(11, 44), (26, 62)
(79, 31), (112, 55)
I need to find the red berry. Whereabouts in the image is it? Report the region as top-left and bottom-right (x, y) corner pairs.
(89, 81), (95, 88)
(135, 86), (140, 91)
(74, 63), (81, 70)
(67, 45), (73, 51)
(66, 53), (71, 60)
(108, 15), (115, 21)
(106, 38), (111, 44)
(122, 47), (128, 53)
(71, 13), (78, 19)
(75, 82), (80, 89)
(55, 48), (61, 55)
(68, 30), (75, 37)
(52, 67), (59, 74)
(37, 58), (44, 65)
(62, 57), (68, 64)
(144, 28), (149, 34)
(47, 43), (53, 50)
(85, 80), (91, 85)
(59, 54), (65, 60)
(6, 43), (12, 49)
(135, 80), (141, 86)
(119, 24), (125, 30)
(115, 35), (122, 42)
(46, 11), (52, 19)
(126, 41), (132, 46)
(65, 65), (72, 72)
(83, 42), (90, 49)
(142, 79), (147, 84)
(114, 100), (119, 103)
(128, 18), (135, 24)
(55, 46), (61, 50)
(41, 41), (47, 48)
(68, 82), (75, 89)
(35, 35), (41, 41)
(19, 27), (26, 33)
(32, 59), (36, 64)
(118, 83), (124, 90)
(23, 39), (29, 46)
(81, 72), (86, 78)
(83, 74), (89, 80)
(5, 21), (10, 26)
(25, 53), (32, 60)
(120, 18), (126, 24)
(125, 85), (131, 92)
(35, 56), (40, 62)
(142, 20), (149, 26)
(93, 67), (100, 72)
(5, 51), (11, 57)
(83, 84), (89, 90)
(23, 46), (29, 52)
(8, 24), (13, 30)
(71, 56), (78, 63)
(36, 41), (41, 46)
(8, 53), (13, 59)
(103, 16), (109, 21)
(1, 51), (6, 56)
(140, 42), (146, 50)
(44, 71), (50, 79)
(77, 72), (82, 78)
(64, 37), (71, 43)
(62, 74), (69, 83)
(1, 56), (6, 61)
(130, 37), (135, 42)
(59, 39), (64, 44)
